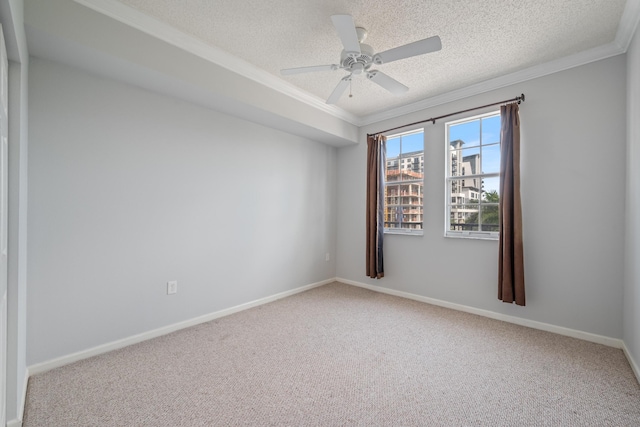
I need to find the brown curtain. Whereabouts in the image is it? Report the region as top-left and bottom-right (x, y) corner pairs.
(366, 134), (386, 279)
(498, 103), (525, 305)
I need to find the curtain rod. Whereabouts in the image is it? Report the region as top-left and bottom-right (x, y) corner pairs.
(367, 93), (525, 137)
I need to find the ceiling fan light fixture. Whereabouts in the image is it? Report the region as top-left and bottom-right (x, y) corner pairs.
(281, 14), (441, 104)
(355, 27), (368, 43)
(351, 63), (365, 75)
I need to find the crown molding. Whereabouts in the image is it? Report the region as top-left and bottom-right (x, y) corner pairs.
(73, 0), (360, 125)
(615, 0), (640, 51)
(0, 0), (28, 63)
(358, 41), (626, 127)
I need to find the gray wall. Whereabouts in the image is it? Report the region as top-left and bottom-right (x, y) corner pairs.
(624, 22), (640, 373)
(27, 57), (337, 365)
(337, 55), (627, 339)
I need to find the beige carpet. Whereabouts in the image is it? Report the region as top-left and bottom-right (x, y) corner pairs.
(23, 282), (640, 426)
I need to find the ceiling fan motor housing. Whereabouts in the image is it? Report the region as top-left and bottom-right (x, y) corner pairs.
(340, 44), (374, 74)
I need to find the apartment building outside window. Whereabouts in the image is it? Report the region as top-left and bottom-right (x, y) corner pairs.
(445, 112), (501, 239)
(385, 129), (424, 235)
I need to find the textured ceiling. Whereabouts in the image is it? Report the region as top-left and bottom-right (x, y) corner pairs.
(117, 0), (627, 117)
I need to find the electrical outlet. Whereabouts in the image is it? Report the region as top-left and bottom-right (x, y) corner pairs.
(167, 280), (178, 295)
(325, 253), (330, 262)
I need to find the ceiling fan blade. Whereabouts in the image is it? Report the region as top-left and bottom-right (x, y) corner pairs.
(331, 15), (361, 54)
(367, 70), (408, 95)
(281, 65), (337, 76)
(374, 36), (442, 64)
(326, 76), (351, 104)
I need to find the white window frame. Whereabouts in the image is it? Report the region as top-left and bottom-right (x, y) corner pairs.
(444, 111), (500, 240)
(384, 128), (424, 236)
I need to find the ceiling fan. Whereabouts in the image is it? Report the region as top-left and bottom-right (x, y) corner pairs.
(281, 14), (442, 104)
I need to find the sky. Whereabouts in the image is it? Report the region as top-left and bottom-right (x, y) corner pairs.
(386, 131), (422, 158)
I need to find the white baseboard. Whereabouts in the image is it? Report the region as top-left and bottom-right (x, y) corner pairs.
(623, 342), (640, 385)
(337, 277), (624, 349)
(28, 278), (335, 376)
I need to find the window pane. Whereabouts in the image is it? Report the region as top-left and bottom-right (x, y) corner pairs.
(481, 115), (501, 145)
(449, 178), (477, 201)
(449, 204), (480, 231)
(386, 138), (400, 183)
(400, 153), (424, 180)
(482, 143), (500, 174)
(384, 184), (401, 229)
(402, 204), (423, 230)
(402, 132), (423, 154)
(386, 164), (398, 184)
(386, 137), (400, 158)
(386, 184), (400, 203)
(385, 205), (403, 229)
(450, 120), (480, 148)
(460, 147), (481, 177)
(481, 176), (500, 198)
(480, 205), (499, 232)
(448, 146), (462, 176)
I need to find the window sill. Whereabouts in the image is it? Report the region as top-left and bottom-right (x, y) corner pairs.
(445, 231), (498, 241)
(385, 229), (423, 237)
